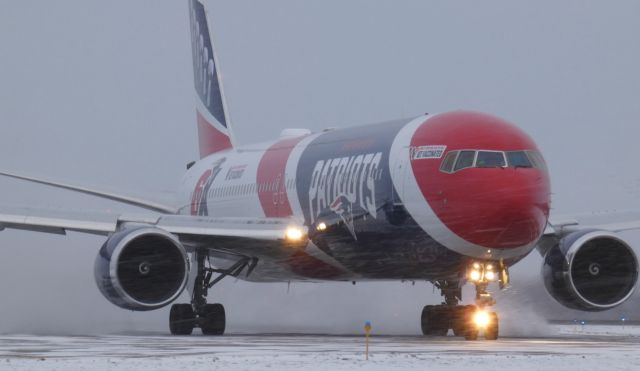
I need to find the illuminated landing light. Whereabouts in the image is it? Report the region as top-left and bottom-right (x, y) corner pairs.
(469, 270), (481, 282)
(316, 222), (327, 231)
(285, 226), (304, 241)
(485, 271), (496, 281)
(473, 310), (491, 328)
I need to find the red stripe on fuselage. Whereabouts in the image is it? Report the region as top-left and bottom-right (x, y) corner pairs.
(197, 110), (233, 158)
(256, 136), (306, 217)
(258, 135), (348, 279)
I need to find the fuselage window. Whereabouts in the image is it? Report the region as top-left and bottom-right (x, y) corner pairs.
(440, 151), (458, 173)
(476, 151), (506, 168)
(506, 151), (532, 168)
(454, 151), (476, 171)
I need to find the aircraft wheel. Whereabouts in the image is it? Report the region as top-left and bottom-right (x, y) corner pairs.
(200, 303), (226, 335)
(421, 306), (448, 336)
(462, 306), (479, 340)
(464, 328), (479, 341)
(484, 312), (499, 340)
(169, 304), (195, 335)
(452, 305), (475, 337)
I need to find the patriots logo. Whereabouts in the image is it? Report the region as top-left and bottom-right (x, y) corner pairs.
(330, 195), (357, 240)
(191, 157), (226, 216)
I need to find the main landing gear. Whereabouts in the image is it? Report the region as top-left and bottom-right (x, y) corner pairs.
(169, 249), (257, 335)
(421, 262), (506, 340)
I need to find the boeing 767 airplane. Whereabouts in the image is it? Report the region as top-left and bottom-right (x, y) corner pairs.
(0, 0), (638, 340)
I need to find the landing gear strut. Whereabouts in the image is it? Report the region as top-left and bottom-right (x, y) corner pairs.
(169, 249), (257, 335)
(420, 261), (506, 340)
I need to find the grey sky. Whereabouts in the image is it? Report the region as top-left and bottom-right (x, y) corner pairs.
(0, 1), (639, 334)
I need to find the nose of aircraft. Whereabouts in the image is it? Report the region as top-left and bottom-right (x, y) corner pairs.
(435, 168), (550, 249)
(408, 111), (551, 251)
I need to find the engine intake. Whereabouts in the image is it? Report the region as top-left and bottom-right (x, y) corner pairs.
(94, 226), (189, 311)
(542, 229), (638, 311)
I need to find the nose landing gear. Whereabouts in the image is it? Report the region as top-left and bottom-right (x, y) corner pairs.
(420, 261), (507, 340)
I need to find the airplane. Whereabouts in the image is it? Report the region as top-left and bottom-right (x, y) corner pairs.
(0, 0), (638, 340)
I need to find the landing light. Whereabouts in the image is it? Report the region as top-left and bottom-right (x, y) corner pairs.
(316, 222), (327, 232)
(469, 270), (481, 282)
(473, 310), (491, 328)
(485, 271), (496, 281)
(285, 226), (304, 241)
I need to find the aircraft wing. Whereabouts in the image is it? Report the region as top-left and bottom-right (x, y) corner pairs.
(545, 213), (640, 237)
(0, 170), (177, 214)
(0, 170), (306, 259)
(0, 206), (303, 244)
(537, 212), (640, 256)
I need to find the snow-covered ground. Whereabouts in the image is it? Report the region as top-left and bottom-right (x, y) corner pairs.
(1, 325), (639, 371)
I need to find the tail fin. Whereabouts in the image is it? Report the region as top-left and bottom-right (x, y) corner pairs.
(188, 0), (235, 158)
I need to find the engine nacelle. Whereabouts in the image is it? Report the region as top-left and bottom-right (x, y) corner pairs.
(94, 226), (190, 311)
(542, 229), (638, 311)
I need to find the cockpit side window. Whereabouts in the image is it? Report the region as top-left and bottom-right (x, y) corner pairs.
(526, 150), (547, 171)
(454, 151), (476, 171)
(439, 151), (458, 173)
(506, 151), (532, 168)
(476, 151), (506, 168)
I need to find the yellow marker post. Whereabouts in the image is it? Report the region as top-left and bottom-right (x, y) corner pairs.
(364, 321), (372, 360)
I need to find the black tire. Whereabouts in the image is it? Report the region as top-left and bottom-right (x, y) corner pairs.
(201, 303), (226, 335)
(462, 305), (480, 340)
(484, 312), (499, 340)
(452, 305), (475, 337)
(421, 306), (448, 336)
(170, 304), (195, 335)
(464, 329), (479, 341)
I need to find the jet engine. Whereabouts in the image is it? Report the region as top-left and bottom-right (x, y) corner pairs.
(542, 229), (638, 311)
(94, 226), (190, 311)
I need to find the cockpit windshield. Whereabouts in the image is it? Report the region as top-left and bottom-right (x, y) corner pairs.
(506, 151), (532, 168)
(476, 151), (505, 168)
(453, 151), (475, 171)
(439, 149), (546, 173)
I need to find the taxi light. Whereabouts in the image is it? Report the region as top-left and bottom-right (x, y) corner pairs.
(486, 264), (494, 271)
(316, 222), (327, 231)
(472, 262), (481, 269)
(285, 226), (304, 241)
(485, 271), (496, 281)
(473, 310), (491, 328)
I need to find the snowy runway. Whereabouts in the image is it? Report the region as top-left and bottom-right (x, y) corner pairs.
(1, 327), (639, 370)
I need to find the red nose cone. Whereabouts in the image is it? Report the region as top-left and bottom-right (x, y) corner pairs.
(410, 111), (551, 249)
(438, 168), (549, 248)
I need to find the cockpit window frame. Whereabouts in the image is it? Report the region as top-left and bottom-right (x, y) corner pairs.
(439, 150), (459, 173)
(526, 150), (547, 171)
(475, 150), (507, 169)
(505, 151), (533, 168)
(453, 150), (477, 172)
(440, 148), (548, 174)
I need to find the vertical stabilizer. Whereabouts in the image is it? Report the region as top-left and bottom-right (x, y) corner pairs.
(188, 0), (235, 158)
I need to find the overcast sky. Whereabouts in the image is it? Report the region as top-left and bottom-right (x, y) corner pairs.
(0, 0), (639, 335)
